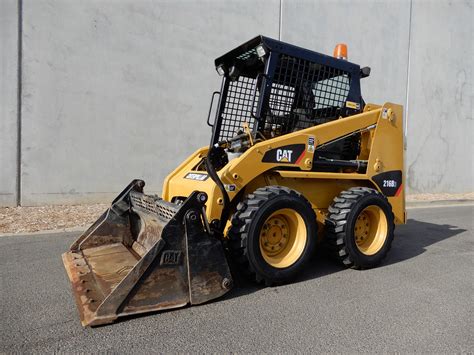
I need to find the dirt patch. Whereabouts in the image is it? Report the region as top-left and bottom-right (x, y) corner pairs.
(0, 204), (108, 234)
(405, 192), (474, 201)
(1, 192), (473, 234)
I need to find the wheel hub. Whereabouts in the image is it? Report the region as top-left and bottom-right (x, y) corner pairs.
(354, 205), (388, 255)
(355, 212), (370, 244)
(258, 208), (308, 269)
(260, 216), (289, 255)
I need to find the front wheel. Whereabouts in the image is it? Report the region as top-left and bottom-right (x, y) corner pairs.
(227, 186), (317, 285)
(325, 187), (395, 269)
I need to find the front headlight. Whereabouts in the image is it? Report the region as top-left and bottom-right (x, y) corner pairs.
(216, 65), (226, 76)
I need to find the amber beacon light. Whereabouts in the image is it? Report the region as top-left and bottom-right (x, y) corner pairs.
(333, 43), (348, 60)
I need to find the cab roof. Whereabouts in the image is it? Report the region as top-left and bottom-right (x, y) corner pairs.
(214, 35), (361, 76)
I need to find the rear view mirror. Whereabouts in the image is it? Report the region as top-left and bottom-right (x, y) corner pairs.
(207, 91), (221, 127)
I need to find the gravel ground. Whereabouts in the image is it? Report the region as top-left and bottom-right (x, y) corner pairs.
(1, 193), (472, 234)
(406, 192), (474, 201)
(0, 204), (107, 234)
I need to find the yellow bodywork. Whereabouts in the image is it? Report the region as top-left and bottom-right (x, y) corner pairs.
(162, 102), (405, 237)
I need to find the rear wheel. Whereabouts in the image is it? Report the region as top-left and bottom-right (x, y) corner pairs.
(326, 187), (395, 269)
(228, 186), (317, 285)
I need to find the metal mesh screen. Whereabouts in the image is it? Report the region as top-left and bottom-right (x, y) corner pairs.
(218, 76), (258, 141)
(263, 55), (350, 137)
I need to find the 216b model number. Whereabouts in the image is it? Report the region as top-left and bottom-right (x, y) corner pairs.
(383, 180), (397, 187)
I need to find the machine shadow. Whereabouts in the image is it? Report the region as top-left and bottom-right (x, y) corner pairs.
(382, 218), (466, 266)
(112, 218), (466, 325)
(223, 217), (467, 299)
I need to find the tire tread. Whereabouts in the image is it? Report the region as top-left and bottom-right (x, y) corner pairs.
(227, 186), (313, 285)
(325, 187), (395, 269)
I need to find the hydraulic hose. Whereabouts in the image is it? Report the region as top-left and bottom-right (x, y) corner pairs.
(205, 145), (231, 236)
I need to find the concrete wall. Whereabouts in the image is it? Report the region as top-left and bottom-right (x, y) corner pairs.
(20, 0), (279, 205)
(406, 0), (473, 193)
(281, 0), (411, 112)
(1, 0), (473, 206)
(0, 0), (18, 206)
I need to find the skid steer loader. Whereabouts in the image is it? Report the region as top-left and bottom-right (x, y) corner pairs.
(63, 36), (405, 326)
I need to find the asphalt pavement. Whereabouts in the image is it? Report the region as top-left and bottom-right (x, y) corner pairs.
(1, 205), (473, 353)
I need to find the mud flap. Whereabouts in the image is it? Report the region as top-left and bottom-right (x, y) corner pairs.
(62, 180), (232, 327)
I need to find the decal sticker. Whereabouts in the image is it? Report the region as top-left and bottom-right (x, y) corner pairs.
(308, 136), (315, 153)
(383, 180), (397, 188)
(346, 101), (361, 110)
(184, 172), (209, 181)
(262, 144), (305, 165)
(372, 170), (403, 197)
(225, 184), (236, 192)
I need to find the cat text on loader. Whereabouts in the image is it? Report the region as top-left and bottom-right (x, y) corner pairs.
(63, 36), (405, 326)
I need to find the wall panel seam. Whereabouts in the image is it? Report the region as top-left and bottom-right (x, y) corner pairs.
(279, 0), (283, 40)
(404, 0), (413, 148)
(16, 0), (23, 206)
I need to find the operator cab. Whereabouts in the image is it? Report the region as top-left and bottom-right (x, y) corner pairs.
(208, 36), (370, 169)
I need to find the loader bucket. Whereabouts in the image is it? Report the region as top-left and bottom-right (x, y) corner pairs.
(62, 179), (232, 326)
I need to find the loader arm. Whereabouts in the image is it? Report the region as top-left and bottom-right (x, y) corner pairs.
(164, 103), (404, 226)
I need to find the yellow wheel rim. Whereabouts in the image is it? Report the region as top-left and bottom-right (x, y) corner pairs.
(354, 205), (388, 255)
(259, 208), (307, 268)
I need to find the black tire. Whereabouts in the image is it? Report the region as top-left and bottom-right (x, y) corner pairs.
(227, 186), (317, 285)
(326, 187), (395, 269)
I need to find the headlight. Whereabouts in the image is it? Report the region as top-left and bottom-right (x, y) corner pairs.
(216, 65), (226, 76)
(256, 45), (267, 58)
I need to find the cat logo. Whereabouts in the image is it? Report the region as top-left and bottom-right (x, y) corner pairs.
(160, 251), (182, 265)
(276, 149), (293, 163)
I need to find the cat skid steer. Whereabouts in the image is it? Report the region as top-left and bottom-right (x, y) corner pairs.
(63, 36), (405, 326)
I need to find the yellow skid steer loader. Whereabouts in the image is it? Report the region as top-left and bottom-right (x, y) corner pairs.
(63, 36), (405, 326)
